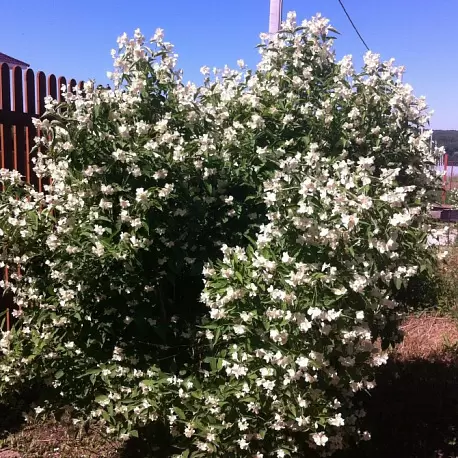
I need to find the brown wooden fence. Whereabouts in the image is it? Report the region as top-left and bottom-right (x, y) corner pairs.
(0, 63), (84, 332)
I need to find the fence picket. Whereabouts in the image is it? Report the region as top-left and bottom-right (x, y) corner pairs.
(69, 78), (77, 94)
(58, 76), (66, 103)
(0, 66), (81, 331)
(48, 74), (58, 101)
(24, 68), (36, 184)
(0, 64), (19, 331)
(13, 66), (26, 176)
(35, 71), (47, 191)
(0, 64), (14, 171)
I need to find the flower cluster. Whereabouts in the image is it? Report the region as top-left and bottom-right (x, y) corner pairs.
(0, 11), (441, 457)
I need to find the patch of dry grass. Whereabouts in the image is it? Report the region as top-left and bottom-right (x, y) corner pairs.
(440, 245), (458, 284)
(0, 418), (121, 458)
(396, 314), (458, 361)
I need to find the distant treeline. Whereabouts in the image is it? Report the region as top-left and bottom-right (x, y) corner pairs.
(433, 130), (458, 157)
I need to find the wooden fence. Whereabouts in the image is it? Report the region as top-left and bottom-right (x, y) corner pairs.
(0, 63), (84, 331)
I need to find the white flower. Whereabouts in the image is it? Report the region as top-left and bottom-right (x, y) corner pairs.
(237, 438), (249, 449)
(332, 286), (347, 296)
(312, 432), (328, 446)
(184, 424), (195, 438)
(112, 347), (124, 361)
(226, 363), (248, 378)
(328, 413), (345, 427)
(135, 121), (149, 135)
(135, 187), (148, 202)
(153, 27), (164, 41)
(281, 252), (292, 263)
(94, 225), (105, 236)
(118, 125), (130, 137)
(101, 184), (115, 195)
(233, 325), (246, 335)
(158, 183), (174, 198)
(99, 199), (113, 210)
(46, 234), (59, 251)
(341, 213), (359, 230)
(92, 241), (105, 257)
(296, 415), (310, 426)
(307, 307), (322, 320)
(371, 352), (389, 366)
(389, 212), (411, 227)
(359, 195), (373, 209)
(119, 198), (130, 208)
(238, 418), (249, 431)
(270, 329), (288, 345)
(153, 169), (168, 179)
(296, 356), (309, 369)
(349, 275), (368, 292)
(240, 312), (252, 322)
(264, 192), (277, 206)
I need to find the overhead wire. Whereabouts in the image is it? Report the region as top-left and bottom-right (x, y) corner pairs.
(336, 0), (370, 51)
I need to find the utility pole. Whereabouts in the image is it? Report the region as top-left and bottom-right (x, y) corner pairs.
(269, 0), (283, 34)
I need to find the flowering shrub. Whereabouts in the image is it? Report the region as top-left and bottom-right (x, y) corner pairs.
(446, 188), (458, 206)
(0, 12), (442, 457)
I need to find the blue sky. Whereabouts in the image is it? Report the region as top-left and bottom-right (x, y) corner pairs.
(1, 0), (456, 129)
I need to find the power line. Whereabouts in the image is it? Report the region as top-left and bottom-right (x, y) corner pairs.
(336, 0), (370, 51)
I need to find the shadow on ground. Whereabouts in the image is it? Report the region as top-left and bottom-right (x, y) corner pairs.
(339, 357), (458, 458)
(0, 404), (22, 439)
(0, 388), (37, 440)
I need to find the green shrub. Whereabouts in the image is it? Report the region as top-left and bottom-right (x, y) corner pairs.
(0, 12), (442, 457)
(445, 189), (458, 206)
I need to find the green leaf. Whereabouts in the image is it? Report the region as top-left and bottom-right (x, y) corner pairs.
(55, 370), (64, 380)
(213, 326), (221, 346)
(95, 395), (109, 405)
(78, 368), (102, 378)
(173, 406), (187, 420)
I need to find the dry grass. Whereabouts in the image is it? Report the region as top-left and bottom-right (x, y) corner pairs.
(440, 246), (458, 283)
(396, 314), (458, 361)
(0, 418), (121, 458)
